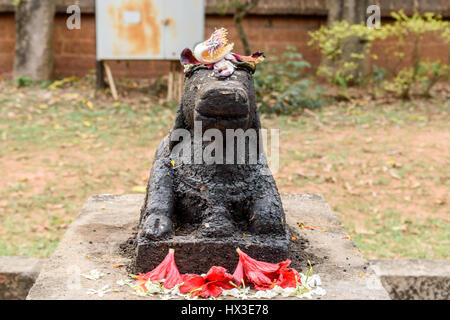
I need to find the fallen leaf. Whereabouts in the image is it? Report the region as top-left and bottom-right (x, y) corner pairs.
(411, 181), (421, 189)
(325, 176), (337, 183)
(131, 185), (147, 193)
(392, 225), (407, 231)
(344, 182), (357, 195)
(389, 169), (401, 179)
(355, 225), (375, 235)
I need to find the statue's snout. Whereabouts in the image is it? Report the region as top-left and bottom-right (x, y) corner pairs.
(196, 83), (249, 119)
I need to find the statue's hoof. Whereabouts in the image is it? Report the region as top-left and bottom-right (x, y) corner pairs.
(200, 214), (234, 238)
(141, 215), (173, 240)
(250, 215), (285, 235)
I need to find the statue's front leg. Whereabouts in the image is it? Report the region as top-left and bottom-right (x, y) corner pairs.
(249, 191), (286, 236)
(140, 159), (175, 240)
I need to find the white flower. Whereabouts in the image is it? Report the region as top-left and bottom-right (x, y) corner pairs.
(222, 288), (240, 297)
(280, 287), (297, 297)
(298, 291), (313, 299)
(169, 284), (186, 297)
(87, 285), (111, 297)
(82, 269), (105, 280)
(307, 274), (322, 287)
(252, 289), (279, 299)
(133, 288), (148, 297)
(116, 280), (126, 286)
(300, 274), (308, 285)
(144, 281), (161, 294)
(222, 287), (249, 299)
(311, 287), (327, 296)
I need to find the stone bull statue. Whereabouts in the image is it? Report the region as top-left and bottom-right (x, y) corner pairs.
(134, 29), (289, 273)
(139, 66), (287, 240)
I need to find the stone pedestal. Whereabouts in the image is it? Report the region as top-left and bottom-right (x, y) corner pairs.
(27, 194), (390, 300)
(0, 256), (43, 300)
(135, 235), (289, 275)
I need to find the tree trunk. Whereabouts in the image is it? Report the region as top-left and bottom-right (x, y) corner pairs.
(325, 0), (370, 84)
(233, 0), (259, 56)
(14, 0), (55, 81)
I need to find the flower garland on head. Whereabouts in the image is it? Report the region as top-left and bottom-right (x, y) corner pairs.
(180, 28), (265, 78)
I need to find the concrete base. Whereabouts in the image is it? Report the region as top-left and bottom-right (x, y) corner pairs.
(370, 259), (450, 300)
(0, 256), (43, 300)
(135, 235), (289, 275)
(27, 194), (390, 300)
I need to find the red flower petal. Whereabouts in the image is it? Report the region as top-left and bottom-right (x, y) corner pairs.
(232, 259), (246, 285)
(205, 266), (234, 283)
(233, 248), (294, 290)
(180, 48), (201, 65)
(201, 281), (225, 298)
(231, 52), (265, 64)
(164, 262), (183, 289)
(277, 267), (301, 289)
(138, 248), (182, 289)
(179, 274), (205, 294)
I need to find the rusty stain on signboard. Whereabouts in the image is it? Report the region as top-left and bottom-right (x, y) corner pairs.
(107, 0), (161, 57)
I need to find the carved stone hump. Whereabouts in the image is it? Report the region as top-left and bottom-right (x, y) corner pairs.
(134, 67), (289, 273)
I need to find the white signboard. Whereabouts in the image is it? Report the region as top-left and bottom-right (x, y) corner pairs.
(96, 0), (205, 60)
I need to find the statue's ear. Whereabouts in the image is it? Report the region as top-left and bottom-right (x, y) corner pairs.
(169, 104), (187, 151)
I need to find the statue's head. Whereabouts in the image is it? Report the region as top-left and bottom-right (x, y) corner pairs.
(180, 67), (257, 133)
(175, 28), (265, 134)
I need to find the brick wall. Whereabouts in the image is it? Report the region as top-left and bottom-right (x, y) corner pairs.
(0, 2), (449, 79)
(0, 13), (15, 77)
(0, 12), (327, 78)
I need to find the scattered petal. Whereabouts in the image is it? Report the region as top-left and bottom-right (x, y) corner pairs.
(82, 269), (105, 280)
